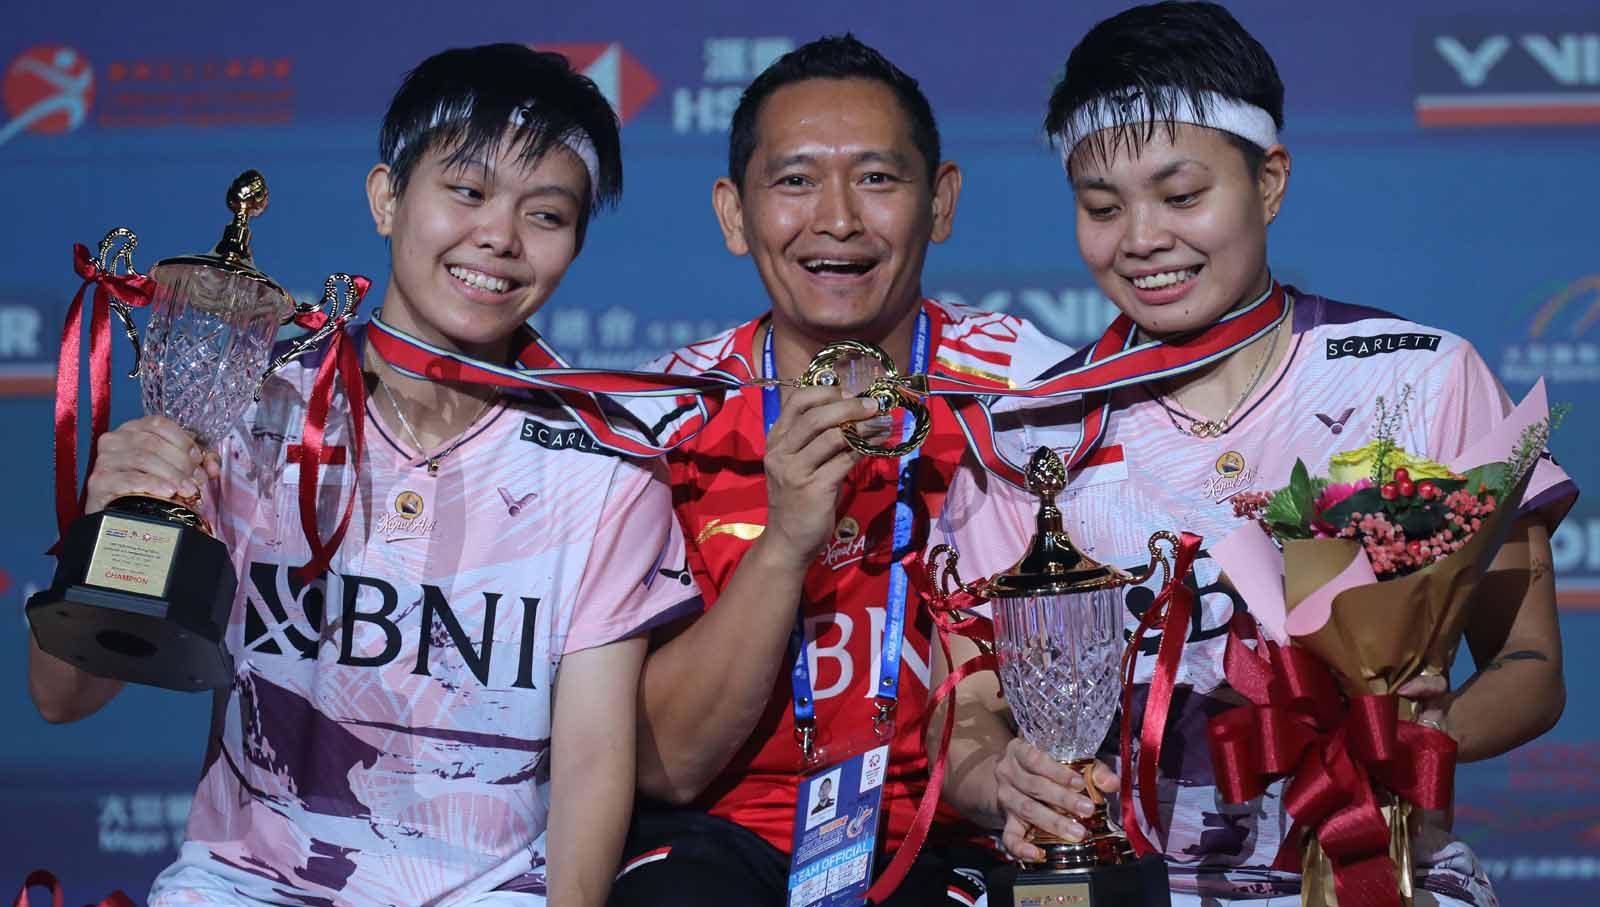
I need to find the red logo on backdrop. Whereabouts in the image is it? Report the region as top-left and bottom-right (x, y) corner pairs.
(536, 43), (658, 123)
(0, 45), (95, 145)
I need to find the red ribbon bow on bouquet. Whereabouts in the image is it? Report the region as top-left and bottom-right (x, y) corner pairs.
(52, 244), (158, 549)
(864, 550), (997, 903)
(1206, 616), (1458, 907)
(286, 276), (371, 582)
(13, 869), (135, 907)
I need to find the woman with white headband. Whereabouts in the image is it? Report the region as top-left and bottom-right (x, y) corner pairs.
(33, 44), (702, 906)
(931, 3), (1574, 905)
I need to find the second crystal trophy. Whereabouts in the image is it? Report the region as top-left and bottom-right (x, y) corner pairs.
(930, 446), (1175, 906)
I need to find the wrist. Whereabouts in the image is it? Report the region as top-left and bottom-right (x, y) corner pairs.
(746, 531), (817, 576)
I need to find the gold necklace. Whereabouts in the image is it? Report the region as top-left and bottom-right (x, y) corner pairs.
(1163, 317), (1282, 439)
(379, 380), (496, 474)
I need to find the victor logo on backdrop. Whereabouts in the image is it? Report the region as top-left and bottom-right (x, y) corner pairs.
(934, 282), (1120, 346)
(1416, 19), (1600, 126)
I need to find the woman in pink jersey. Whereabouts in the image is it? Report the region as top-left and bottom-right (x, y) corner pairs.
(28, 45), (701, 906)
(932, 4), (1574, 905)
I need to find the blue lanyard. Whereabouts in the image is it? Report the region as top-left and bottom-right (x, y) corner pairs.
(763, 311), (930, 760)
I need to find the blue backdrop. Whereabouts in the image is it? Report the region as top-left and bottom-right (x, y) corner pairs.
(3, 1), (1598, 901)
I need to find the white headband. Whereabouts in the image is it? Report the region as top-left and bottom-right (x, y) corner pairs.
(391, 100), (601, 202)
(1057, 87), (1278, 167)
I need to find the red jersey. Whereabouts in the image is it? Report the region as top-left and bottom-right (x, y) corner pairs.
(644, 299), (1073, 854)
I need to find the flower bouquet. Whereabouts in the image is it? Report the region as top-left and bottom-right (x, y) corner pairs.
(1206, 381), (1565, 907)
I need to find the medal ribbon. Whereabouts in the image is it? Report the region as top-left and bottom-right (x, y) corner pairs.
(51, 244), (156, 551)
(365, 285), (1289, 474)
(939, 283), (1287, 484)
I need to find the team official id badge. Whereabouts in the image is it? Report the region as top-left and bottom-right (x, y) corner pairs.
(785, 743), (891, 907)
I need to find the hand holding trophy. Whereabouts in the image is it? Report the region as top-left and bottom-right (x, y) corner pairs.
(28, 170), (361, 692)
(929, 446), (1176, 906)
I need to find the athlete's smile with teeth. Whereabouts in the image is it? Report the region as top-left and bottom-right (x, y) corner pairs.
(448, 265), (516, 294)
(1129, 266), (1202, 290)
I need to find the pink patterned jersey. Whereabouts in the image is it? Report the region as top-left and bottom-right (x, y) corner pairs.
(149, 328), (701, 907)
(939, 293), (1576, 903)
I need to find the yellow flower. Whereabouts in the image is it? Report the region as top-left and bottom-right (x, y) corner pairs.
(1327, 442), (1457, 484)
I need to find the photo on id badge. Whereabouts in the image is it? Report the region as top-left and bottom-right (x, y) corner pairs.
(787, 743), (890, 907)
(806, 767), (842, 829)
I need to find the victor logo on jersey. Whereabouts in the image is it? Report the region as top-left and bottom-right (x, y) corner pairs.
(1316, 408), (1356, 434)
(241, 563), (545, 689)
(820, 516), (869, 570)
(1326, 332), (1442, 359)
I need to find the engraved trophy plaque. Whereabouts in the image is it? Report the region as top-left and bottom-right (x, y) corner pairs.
(27, 170), (358, 691)
(930, 446), (1175, 906)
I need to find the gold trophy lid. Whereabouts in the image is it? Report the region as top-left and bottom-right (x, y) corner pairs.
(153, 170), (290, 297)
(987, 446), (1131, 597)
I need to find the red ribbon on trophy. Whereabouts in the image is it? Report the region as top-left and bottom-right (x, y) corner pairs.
(288, 275), (371, 582)
(864, 550), (998, 903)
(1205, 617), (1457, 907)
(51, 244), (157, 551)
(1117, 530), (1205, 857)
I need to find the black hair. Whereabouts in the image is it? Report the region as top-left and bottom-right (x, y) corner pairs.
(379, 44), (622, 247)
(1043, 2), (1284, 177)
(726, 34), (941, 189)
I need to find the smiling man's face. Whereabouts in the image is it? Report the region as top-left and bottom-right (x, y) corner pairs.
(714, 77), (957, 345)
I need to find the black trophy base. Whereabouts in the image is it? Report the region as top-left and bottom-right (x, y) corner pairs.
(27, 499), (236, 692)
(989, 854), (1171, 907)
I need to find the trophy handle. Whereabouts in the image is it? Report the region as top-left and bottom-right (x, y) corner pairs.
(1128, 530), (1182, 589)
(802, 339), (932, 458)
(257, 273), (361, 400)
(927, 543), (984, 600)
(96, 227), (145, 379)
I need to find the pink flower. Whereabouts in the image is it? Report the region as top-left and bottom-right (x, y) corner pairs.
(1312, 479), (1373, 537)
(1315, 478), (1373, 514)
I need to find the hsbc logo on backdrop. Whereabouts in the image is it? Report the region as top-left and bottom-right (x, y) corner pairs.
(673, 36), (794, 134)
(1415, 19), (1600, 126)
(536, 43), (658, 124)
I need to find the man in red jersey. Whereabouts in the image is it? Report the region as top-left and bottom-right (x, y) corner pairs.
(609, 35), (1074, 907)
